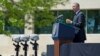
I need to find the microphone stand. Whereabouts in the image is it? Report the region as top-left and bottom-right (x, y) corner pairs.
(21, 41), (28, 56)
(13, 42), (20, 56)
(30, 41), (39, 56)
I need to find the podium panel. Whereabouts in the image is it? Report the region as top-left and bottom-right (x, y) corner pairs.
(52, 23), (75, 40)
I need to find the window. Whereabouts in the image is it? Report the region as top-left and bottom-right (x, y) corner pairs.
(0, 17), (24, 34)
(4, 26), (24, 34)
(4, 18), (24, 34)
(87, 10), (100, 34)
(0, 16), (4, 34)
(34, 10), (100, 34)
(34, 10), (74, 34)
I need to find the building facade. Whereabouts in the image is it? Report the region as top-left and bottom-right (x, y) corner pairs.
(0, 0), (100, 56)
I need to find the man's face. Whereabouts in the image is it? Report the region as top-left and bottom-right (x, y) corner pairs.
(72, 3), (79, 12)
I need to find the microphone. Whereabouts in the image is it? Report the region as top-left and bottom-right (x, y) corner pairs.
(55, 14), (63, 23)
(56, 14), (63, 19)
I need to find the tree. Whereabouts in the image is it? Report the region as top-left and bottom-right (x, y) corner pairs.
(0, 0), (67, 35)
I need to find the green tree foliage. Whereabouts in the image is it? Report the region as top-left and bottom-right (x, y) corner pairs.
(0, 0), (66, 34)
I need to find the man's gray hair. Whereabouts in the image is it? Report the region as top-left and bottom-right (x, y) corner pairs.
(73, 2), (80, 7)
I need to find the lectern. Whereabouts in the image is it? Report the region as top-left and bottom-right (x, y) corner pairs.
(52, 23), (75, 56)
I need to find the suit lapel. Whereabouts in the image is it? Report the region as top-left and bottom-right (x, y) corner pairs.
(73, 11), (80, 22)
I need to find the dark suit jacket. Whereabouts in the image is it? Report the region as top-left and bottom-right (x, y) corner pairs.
(72, 11), (86, 41)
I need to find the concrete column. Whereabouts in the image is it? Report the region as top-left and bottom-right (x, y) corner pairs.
(24, 14), (34, 34)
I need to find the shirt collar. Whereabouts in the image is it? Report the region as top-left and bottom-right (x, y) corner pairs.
(76, 10), (80, 15)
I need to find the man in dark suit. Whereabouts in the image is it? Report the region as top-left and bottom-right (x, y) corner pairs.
(66, 2), (86, 43)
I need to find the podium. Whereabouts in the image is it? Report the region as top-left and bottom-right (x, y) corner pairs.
(52, 23), (75, 56)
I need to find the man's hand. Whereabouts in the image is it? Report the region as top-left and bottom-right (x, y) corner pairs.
(66, 19), (72, 24)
